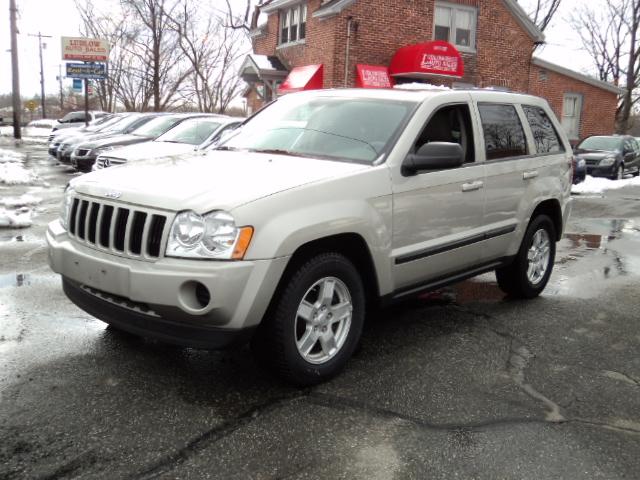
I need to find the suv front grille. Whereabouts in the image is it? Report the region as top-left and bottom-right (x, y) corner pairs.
(68, 196), (169, 260)
(96, 156), (126, 169)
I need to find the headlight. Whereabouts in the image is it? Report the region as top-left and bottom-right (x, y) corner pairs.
(599, 156), (616, 166)
(166, 210), (253, 260)
(60, 187), (75, 229)
(577, 159), (586, 168)
(94, 146), (114, 154)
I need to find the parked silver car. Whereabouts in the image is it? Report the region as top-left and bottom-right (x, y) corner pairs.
(47, 88), (572, 385)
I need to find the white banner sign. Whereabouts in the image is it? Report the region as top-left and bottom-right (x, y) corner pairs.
(61, 37), (109, 62)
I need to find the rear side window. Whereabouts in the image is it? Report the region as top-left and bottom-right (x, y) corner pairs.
(478, 104), (527, 160)
(522, 105), (564, 154)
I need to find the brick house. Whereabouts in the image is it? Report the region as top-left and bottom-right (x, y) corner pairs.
(241, 0), (623, 142)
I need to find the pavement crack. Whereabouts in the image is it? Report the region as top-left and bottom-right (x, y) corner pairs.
(128, 390), (308, 480)
(307, 391), (550, 432)
(506, 339), (565, 423)
(571, 418), (640, 435)
(37, 450), (98, 480)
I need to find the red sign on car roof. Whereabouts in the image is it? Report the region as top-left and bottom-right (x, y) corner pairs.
(389, 41), (464, 79)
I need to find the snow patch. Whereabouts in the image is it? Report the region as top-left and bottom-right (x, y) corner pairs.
(572, 175), (640, 194)
(394, 83), (452, 91)
(0, 148), (25, 163)
(0, 207), (33, 228)
(0, 162), (39, 185)
(0, 194), (42, 208)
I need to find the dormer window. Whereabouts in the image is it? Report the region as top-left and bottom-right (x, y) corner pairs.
(280, 4), (307, 45)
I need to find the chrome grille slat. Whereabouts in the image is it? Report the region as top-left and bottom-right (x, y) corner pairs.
(94, 204), (104, 246)
(67, 194), (169, 261)
(123, 210), (135, 255)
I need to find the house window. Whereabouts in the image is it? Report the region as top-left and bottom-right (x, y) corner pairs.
(561, 93), (582, 140)
(279, 4), (307, 45)
(434, 3), (477, 51)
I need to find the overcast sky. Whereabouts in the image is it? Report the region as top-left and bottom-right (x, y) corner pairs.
(1, 0), (595, 99)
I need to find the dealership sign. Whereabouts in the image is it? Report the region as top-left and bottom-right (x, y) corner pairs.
(356, 65), (394, 88)
(66, 63), (107, 79)
(389, 40), (464, 79)
(61, 37), (109, 62)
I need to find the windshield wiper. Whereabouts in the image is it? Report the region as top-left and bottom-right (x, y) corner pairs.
(214, 145), (240, 151)
(249, 148), (295, 156)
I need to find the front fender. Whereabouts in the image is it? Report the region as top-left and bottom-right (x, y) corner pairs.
(231, 166), (395, 295)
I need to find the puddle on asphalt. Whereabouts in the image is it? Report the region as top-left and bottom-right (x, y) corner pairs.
(414, 219), (640, 304)
(0, 273), (30, 288)
(0, 233), (29, 243)
(550, 218), (640, 297)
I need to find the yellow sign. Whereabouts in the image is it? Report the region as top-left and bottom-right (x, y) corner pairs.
(25, 100), (38, 112)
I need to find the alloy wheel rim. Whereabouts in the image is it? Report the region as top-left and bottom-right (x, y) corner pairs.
(294, 276), (353, 365)
(526, 228), (551, 285)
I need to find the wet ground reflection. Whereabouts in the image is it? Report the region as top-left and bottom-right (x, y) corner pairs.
(0, 273), (31, 288)
(549, 218), (639, 298)
(410, 219), (640, 305)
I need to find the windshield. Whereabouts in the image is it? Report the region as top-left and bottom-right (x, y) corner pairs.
(88, 115), (123, 132)
(102, 115), (150, 134)
(577, 136), (623, 152)
(157, 119), (222, 145)
(132, 116), (185, 138)
(221, 95), (417, 163)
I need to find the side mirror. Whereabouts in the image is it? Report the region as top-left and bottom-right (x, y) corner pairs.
(402, 142), (464, 175)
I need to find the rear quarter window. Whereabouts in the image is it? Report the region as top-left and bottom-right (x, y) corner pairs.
(478, 104), (528, 160)
(522, 105), (565, 154)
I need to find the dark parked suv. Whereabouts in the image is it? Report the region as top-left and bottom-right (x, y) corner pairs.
(574, 135), (640, 180)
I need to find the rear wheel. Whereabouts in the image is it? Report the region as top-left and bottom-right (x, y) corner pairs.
(496, 215), (556, 299)
(252, 252), (365, 386)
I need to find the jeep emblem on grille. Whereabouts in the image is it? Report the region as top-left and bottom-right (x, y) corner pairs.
(105, 191), (122, 199)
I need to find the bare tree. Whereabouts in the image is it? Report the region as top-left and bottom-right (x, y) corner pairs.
(519, 0), (562, 32)
(120, 0), (191, 111)
(169, 2), (249, 113)
(571, 0), (640, 133)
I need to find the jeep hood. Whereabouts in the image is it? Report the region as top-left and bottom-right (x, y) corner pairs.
(71, 150), (368, 211)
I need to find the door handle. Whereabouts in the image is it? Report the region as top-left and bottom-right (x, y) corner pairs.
(523, 170), (539, 180)
(461, 181), (484, 192)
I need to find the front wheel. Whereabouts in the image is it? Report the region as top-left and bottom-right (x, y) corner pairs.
(612, 164), (623, 180)
(496, 215), (556, 299)
(252, 252), (365, 386)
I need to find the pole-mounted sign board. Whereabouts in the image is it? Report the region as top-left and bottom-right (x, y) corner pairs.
(66, 63), (107, 79)
(61, 36), (109, 62)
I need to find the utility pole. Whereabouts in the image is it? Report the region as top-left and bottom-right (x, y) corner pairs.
(28, 32), (53, 119)
(57, 64), (64, 111)
(9, 0), (21, 139)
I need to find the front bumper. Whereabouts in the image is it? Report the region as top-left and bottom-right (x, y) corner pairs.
(46, 220), (289, 348)
(586, 164), (615, 178)
(58, 148), (72, 164)
(71, 153), (97, 172)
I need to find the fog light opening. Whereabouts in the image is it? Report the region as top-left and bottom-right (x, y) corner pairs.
(179, 281), (211, 312)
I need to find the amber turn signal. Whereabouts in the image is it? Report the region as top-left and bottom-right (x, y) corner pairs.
(232, 227), (254, 260)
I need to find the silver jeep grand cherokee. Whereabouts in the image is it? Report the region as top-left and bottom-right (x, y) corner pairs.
(47, 88), (572, 385)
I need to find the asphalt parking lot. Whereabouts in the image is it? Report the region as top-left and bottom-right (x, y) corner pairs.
(1, 140), (639, 479)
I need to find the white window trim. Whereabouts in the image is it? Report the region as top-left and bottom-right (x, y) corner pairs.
(433, 1), (477, 53)
(278, 3), (307, 47)
(561, 93), (583, 141)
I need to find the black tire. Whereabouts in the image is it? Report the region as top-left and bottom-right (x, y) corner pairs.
(496, 214), (556, 299)
(611, 164), (623, 180)
(251, 252), (365, 386)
